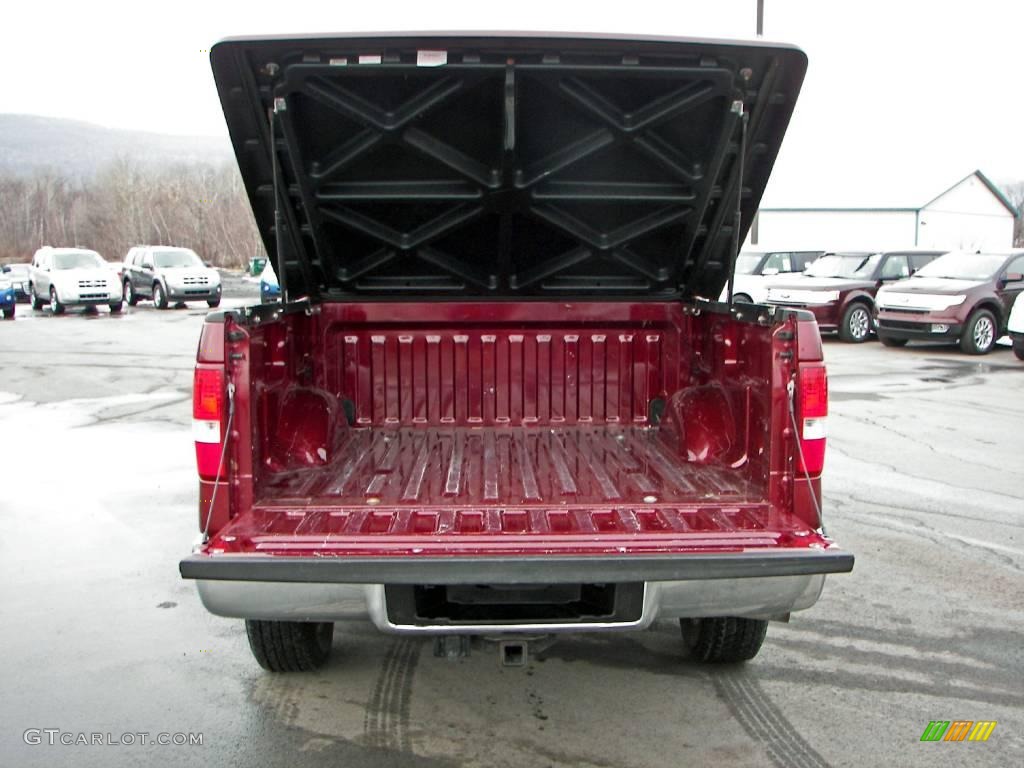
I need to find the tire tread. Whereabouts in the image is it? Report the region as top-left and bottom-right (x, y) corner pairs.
(245, 620), (333, 672)
(683, 617), (768, 663)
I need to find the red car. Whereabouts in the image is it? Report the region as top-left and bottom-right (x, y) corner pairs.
(875, 251), (1024, 354)
(765, 250), (946, 342)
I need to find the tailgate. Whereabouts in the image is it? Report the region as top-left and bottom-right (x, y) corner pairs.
(180, 505), (852, 584)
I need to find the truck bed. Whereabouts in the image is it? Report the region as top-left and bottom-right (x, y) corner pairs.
(185, 301), (852, 590)
(259, 425), (756, 509)
(203, 423), (815, 563)
(194, 300), (834, 563)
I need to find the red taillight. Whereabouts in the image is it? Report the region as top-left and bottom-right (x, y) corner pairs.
(193, 368), (223, 420)
(193, 366), (225, 480)
(797, 363), (828, 475)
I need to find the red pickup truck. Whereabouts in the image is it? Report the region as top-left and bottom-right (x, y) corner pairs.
(179, 33), (853, 672)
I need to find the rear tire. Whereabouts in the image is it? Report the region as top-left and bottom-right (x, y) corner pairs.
(49, 288), (65, 315)
(245, 620), (334, 672)
(680, 617), (768, 663)
(109, 301), (123, 313)
(153, 282), (168, 310)
(878, 334), (907, 348)
(959, 308), (997, 355)
(1014, 341), (1024, 361)
(30, 285), (43, 310)
(838, 302), (872, 343)
(207, 297), (221, 308)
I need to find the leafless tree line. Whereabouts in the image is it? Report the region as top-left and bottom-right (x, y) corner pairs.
(2, 161), (1020, 266)
(1003, 181), (1024, 247)
(0, 159), (265, 267)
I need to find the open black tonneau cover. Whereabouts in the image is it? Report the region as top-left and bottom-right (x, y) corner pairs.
(211, 33), (805, 300)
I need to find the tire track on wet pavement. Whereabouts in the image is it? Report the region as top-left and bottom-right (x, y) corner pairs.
(364, 638), (420, 752)
(714, 670), (831, 768)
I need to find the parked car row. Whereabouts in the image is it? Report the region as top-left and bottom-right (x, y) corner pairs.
(763, 250), (945, 342)
(6, 244), (1023, 359)
(0, 245), (224, 318)
(757, 249), (1024, 355)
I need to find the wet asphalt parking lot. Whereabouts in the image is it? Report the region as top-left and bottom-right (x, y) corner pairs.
(0, 296), (1022, 768)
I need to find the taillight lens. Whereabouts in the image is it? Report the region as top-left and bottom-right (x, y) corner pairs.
(797, 363), (828, 474)
(193, 366), (225, 479)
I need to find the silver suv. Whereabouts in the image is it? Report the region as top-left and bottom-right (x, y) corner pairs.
(29, 247), (122, 314)
(123, 246), (222, 309)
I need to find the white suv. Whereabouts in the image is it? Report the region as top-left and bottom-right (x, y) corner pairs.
(720, 250), (824, 304)
(1009, 292), (1024, 361)
(123, 246), (222, 309)
(29, 247), (122, 314)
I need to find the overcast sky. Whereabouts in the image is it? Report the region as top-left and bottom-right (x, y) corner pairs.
(2, 0), (1022, 204)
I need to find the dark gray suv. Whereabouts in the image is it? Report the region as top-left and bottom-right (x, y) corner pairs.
(123, 246), (222, 309)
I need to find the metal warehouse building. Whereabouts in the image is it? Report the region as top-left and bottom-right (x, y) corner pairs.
(748, 170), (1017, 252)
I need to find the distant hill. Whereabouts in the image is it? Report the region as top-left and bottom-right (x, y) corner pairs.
(0, 114), (233, 178)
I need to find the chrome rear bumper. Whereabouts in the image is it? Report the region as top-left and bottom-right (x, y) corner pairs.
(194, 573), (827, 634)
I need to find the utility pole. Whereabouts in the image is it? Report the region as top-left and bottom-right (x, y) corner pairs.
(757, 0), (764, 36)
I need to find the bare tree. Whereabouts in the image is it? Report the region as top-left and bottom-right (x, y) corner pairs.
(0, 159), (264, 267)
(1002, 181), (1024, 247)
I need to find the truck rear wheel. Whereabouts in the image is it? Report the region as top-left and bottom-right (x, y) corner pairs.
(245, 620), (334, 672)
(680, 617), (768, 663)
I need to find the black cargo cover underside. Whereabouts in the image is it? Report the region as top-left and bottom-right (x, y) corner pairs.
(211, 34), (805, 299)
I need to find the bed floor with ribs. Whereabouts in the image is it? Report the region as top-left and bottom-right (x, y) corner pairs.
(258, 426), (759, 510)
